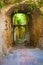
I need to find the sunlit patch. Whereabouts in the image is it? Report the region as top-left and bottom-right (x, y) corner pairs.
(13, 13), (27, 25)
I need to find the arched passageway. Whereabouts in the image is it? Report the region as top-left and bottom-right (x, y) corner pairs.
(3, 3), (42, 48)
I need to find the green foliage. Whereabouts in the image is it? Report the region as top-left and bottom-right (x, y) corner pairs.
(27, 1), (39, 15)
(13, 13), (27, 25)
(26, 0), (43, 15)
(28, 3), (37, 11)
(0, 1), (3, 9)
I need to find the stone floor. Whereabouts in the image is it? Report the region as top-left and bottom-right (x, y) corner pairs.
(0, 48), (43, 65)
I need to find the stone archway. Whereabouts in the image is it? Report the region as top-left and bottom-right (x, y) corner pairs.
(5, 3), (30, 48)
(2, 2), (42, 50)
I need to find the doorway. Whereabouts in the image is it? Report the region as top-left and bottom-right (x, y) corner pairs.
(12, 13), (30, 47)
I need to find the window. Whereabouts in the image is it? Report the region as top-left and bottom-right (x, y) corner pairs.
(12, 13), (28, 44)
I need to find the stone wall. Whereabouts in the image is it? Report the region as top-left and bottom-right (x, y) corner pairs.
(0, 9), (13, 54)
